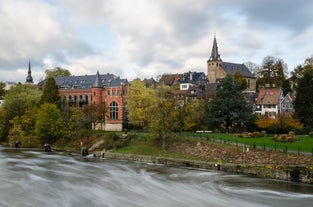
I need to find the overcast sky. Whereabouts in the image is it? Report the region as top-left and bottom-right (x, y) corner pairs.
(0, 0), (312, 83)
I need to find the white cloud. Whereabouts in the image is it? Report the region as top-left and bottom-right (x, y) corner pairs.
(0, 0), (313, 83)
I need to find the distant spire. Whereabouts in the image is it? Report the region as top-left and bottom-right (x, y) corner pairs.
(93, 70), (102, 87)
(209, 35), (222, 61)
(26, 60), (34, 84)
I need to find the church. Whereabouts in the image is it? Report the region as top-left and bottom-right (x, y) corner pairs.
(207, 36), (256, 92)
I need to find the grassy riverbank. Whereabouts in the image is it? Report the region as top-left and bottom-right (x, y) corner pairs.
(52, 131), (313, 166)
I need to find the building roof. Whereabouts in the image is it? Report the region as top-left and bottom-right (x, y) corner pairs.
(53, 73), (117, 89)
(109, 78), (127, 87)
(180, 71), (208, 83)
(160, 74), (183, 86)
(222, 62), (254, 78)
(256, 88), (283, 105)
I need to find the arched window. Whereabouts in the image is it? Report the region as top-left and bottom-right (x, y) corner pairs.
(110, 101), (118, 120)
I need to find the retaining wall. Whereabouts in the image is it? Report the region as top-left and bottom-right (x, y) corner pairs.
(96, 152), (313, 184)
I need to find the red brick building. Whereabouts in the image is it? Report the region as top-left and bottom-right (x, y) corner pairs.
(54, 71), (128, 131)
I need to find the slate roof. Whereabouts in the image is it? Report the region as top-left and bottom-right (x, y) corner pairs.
(109, 78), (128, 87)
(222, 62), (254, 78)
(180, 71), (208, 83)
(53, 73), (117, 89)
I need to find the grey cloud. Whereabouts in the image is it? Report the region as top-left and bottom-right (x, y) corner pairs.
(240, 0), (313, 32)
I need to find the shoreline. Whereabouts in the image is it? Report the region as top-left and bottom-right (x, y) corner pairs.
(94, 151), (313, 184)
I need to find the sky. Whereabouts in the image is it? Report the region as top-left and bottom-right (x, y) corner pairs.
(0, 0), (313, 83)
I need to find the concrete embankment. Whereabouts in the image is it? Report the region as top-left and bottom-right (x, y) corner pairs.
(95, 151), (313, 184)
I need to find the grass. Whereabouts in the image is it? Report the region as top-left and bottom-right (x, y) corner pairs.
(184, 132), (313, 154)
(111, 133), (206, 161)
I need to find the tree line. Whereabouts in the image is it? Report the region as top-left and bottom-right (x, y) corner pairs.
(0, 68), (105, 147)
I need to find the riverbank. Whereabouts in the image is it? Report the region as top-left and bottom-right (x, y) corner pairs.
(93, 151), (313, 184)
(85, 134), (313, 184)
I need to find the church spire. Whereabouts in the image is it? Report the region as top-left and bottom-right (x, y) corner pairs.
(26, 60), (34, 84)
(209, 35), (222, 61)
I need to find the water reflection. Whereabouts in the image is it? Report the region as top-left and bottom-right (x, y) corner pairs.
(0, 146), (312, 207)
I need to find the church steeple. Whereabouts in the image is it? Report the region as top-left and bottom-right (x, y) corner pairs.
(26, 60), (34, 84)
(209, 35), (222, 61)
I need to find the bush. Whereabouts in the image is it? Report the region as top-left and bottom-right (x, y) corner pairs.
(240, 131), (262, 138)
(273, 134), (298, 142)
(19, 135), (42, 148)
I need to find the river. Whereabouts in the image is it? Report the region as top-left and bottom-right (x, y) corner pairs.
(0, 146), (312, 207)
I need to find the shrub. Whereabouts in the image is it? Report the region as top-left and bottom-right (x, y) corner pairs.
(261, 130), (267, 136)
(273, 133), (298, 142)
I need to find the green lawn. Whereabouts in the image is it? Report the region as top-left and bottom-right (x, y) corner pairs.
(185, 132), (313, 154)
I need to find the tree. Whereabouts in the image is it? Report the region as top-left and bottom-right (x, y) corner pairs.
(45, 67), (71, 78)
(127, 79), (158, 129)
(149, 85), (179, 150)
(256, 115), (303, 133)
(233, 71), (247, 90)
(0, 82), (6, 99)
(294, 69), (313, 128)
(257, 56), (287, 89)
(61, 106), (85, 140)
(0, 84), (42, 140)
(244, 61), (259, 76)
(183, 99), (206, 131)
(41, 77), (61, 108)
(35, 103), (63, 144)
(127, 79), (180, 150)
(82, 103), (107, 130)
(209, 75), (253, 133)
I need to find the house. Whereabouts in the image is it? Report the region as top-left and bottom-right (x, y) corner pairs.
(46, 71), (128, 131)
(255, 88), (283, 118)
(279, 93), (295, 116)
(207, 36), (256, 92)
(179, 71), (208, 90)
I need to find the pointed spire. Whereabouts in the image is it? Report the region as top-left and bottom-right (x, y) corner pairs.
(26, 60), (34, 84)
(209, 35), (222, 61)
(93, 70), (102, 88)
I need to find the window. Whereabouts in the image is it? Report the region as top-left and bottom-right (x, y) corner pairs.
(110, 101), (118, 120)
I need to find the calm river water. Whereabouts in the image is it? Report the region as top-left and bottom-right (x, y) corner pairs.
(1, 146), (313, 207)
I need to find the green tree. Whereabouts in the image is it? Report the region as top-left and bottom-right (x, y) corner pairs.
(35, 103), (63, 144)
(210, 75), (253, 133)
(294, 69), (313, 129)
(41, 77), (61, 108)
(0, 82), (6, 98)
(61, 106), (85, 140)
(45, 67), (71, 78)
(0, 84), (42, 140)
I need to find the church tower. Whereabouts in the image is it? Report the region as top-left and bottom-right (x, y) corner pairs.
(207, 36), (223, 83)
(26, 60), (34, 84)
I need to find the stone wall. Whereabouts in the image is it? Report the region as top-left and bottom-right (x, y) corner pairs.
(97, 152), (313, 184)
